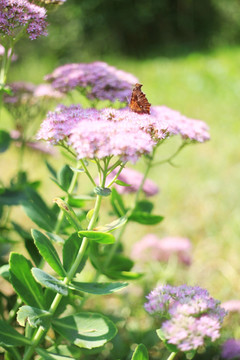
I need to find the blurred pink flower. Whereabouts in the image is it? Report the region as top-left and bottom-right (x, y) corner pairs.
(10, 130), (54, 154)
(105, 167), (159, 196)
(33, 84), (64, 99)
(222, 339), (240, 359)
(0, 44), (17, 61)
(222, 300), (240, 313)
(131, 234), (192, 265)
(45, 61), (138, 103)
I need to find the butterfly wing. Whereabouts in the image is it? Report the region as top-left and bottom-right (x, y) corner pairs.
(129, 83), (151, 114)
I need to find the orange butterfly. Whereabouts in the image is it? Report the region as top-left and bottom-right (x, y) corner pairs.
(129, 83), (151, 115)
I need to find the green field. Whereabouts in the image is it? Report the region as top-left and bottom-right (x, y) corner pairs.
(3, 45), (240, 313)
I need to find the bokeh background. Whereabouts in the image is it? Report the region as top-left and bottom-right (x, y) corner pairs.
(2, 0), (240, 358)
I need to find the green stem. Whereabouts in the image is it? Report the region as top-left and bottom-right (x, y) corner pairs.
(152, 141), (187, 167)
(80, 159), (96, 187)
(23, 164), (107, 360)
(6, 347), (22, 360)
(166, 352), (177, 360)
(7, 298), (22, 324)
(54, 164), (80, 234)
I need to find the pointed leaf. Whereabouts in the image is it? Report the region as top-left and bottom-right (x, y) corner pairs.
(9, 253), (44, 308)
(131, 344), (149, 360)
(58, 165), (74, 192)
(45, 232), (65, 244)
(135, 200), (154, 214)
(45, 160), (57, 179)
(111, 188), (126, 217)
(32, 229), (66, 277)
(17, 305), (51, 328)
(0, 264), (10, 282)
(69, 281), (128, 295)
(78, 231), (115, 244)
(36, 348), (73, 360)
(21, 188), (56, 231)
(53, 312), (117, 349)
(62, 233), (87, 273)
(0, 130), (11, 153)
(94, 216), (127, 233)
(0, 320), (31, 346)
(12, 222), (41, 266)
(53, 198), (82, 231)
(129, 211), (164, 225)
(115, 179), (131, 187)
(32, 268), (68, 296)
(44, 345), (81, 358)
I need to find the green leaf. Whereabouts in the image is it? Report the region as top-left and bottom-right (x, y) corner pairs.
(12, 222), (41, 267)
(0, 264), (10, 281)
(9, 253), (44, 308)
(63, 233), (87, 273)
(110, 188), (126, 217)
(78, 231), (115, 244)
(0, 189), (27, 205)
(131, 344), (149, 360)
(32, 230), (66, 277)
(115, 179), (131, 187)
(0, 130), (11, 153)
(135, 200), (154, 214)
(52, 312), (117, 349)
(107, 270), (142, 280)
(0, 320), (31, 346)
(129, 211), (164, 225)
(43, 345), (82, 358)
(17, 305), (51, 328)
(36, 348), (73, 360)
(45, 160), (57, 179)
(68, 195), (95, 208)
(156, 329), (178, 353)
(94, 216), (127, 233)
(69, 281), (128, 295)
(53, 198), (82, 231)
(94, 186), (111, 197)
(32, 268), (68, 296)
(57, 165), (74, 192)
(21, 188), (56, 232)
(45, 232), (65, 244)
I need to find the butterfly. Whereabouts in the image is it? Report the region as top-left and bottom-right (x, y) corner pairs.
(129, 83), (151, 114)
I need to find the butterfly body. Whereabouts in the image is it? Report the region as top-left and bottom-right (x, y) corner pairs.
(129, 83), (151, 114)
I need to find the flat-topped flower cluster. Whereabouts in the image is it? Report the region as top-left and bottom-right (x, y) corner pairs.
(0, 0), (48, 40)
(37, 103), (210, 163)
(145, 284), (227, 352)
(45, 61), (138, 103)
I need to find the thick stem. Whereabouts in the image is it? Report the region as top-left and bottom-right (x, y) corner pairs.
(166, 352), (177, 360)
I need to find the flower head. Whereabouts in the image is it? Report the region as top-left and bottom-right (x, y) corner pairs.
(45, 62), (138, 103)
(145, 284), (227, 352)
(131, 235), (192, 265)
(152, 106), (210, 142)
(100, 167), (159, 196)
(0, 0), (48, 40)
(222, 339), (240, 359)
(222, 300), (240, 313)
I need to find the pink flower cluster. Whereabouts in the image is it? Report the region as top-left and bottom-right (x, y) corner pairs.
(145, 285), (227, 352)
(45, 62), (138, 103)
(222, 339), (240, 359)
(0, 0), (48, 40)
(131, 234), (192, 265)
(3, 81), (63, 105)
(103, 167), (159, 196)
(37, 104), (210, 162)
(151, 106), (210, 143)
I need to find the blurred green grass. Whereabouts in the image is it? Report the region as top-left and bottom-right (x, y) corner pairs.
(3, 45), (240, 304)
